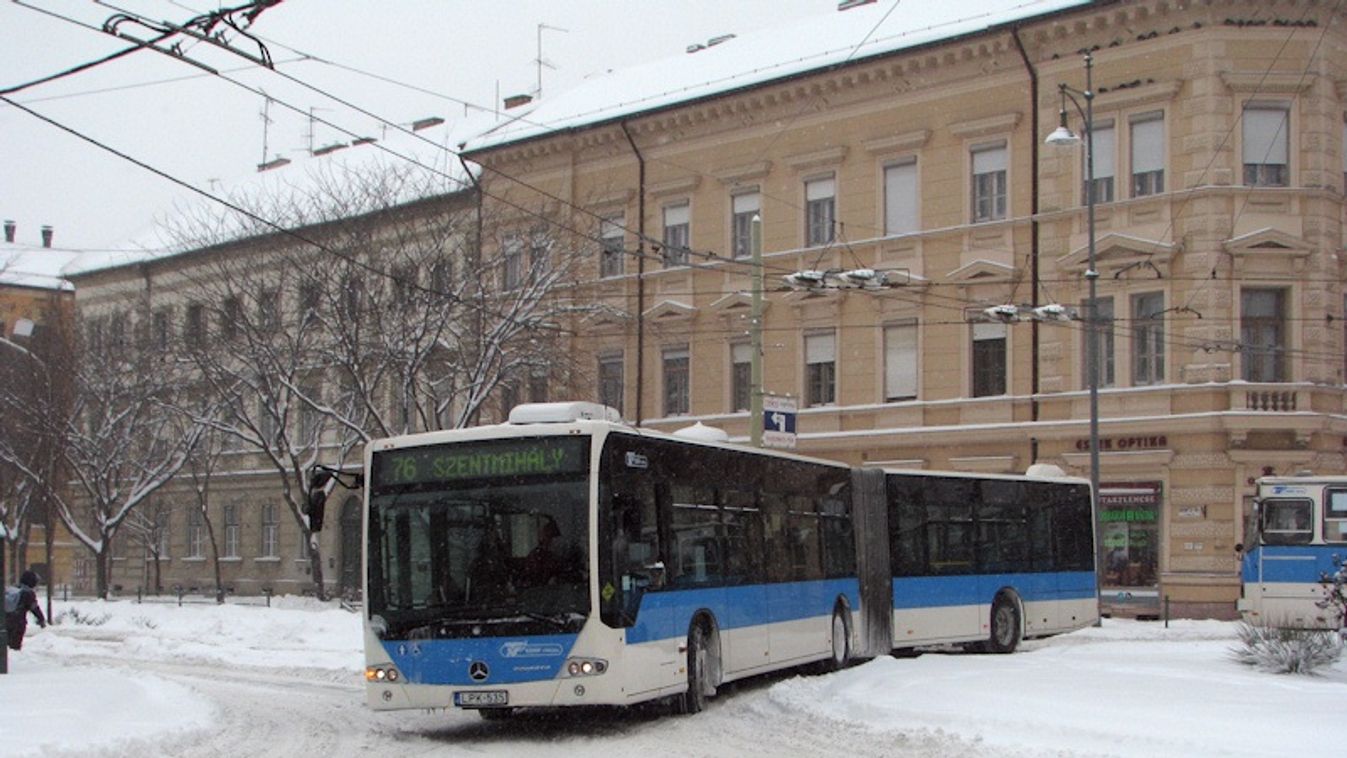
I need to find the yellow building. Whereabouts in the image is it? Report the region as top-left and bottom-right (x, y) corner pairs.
(461, 0), (1347, 618)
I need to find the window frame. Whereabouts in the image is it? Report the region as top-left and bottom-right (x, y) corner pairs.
(662, 345), (690, 417)
(662, 202), (691, 268)
(599, 213), (625, 278)
(883, 157), (919, 236)
(804, 175), (836, 246)
(731, 191), (760, 259)
(1129, 110), (1165, 198)
(1131, 291), (1166, 386)
(1242, 100), (1291, 188)
(730, 341), (752, 412)
(971, 321), (1007, 397)
(1240, 287), (1288, 382)
(970, 141), (1008, 223)
(804, 330), (837, 407)
(598, 352), (624, 416)
(883, 319), (918, 402)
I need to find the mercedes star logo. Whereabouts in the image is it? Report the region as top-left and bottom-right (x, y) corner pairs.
(468, 661), (490, 682)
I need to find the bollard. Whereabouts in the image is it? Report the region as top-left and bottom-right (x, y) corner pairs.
(137, 586), (142, 604)
(263, 587), (273, 608)
(176, 585), (185, 608)
(1164, 595), (1170, 628)
(62, 583), (68, 602)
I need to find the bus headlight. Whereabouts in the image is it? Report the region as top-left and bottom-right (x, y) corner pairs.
(365, 665), (401, 683)
(563, 657), (608, 677)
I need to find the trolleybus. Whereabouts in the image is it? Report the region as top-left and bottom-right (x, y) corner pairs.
(346, 401), (1098, 716)
(1238, 475), (1347, 629)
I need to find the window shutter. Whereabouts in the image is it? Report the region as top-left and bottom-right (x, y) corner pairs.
(884, 160), (918, 234)
(1131, 113), (1164, 173)
(884, 322), (917, 398)
(1242, 105), (1289, 165)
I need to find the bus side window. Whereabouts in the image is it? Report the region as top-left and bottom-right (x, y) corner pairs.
(1326, 489), (1347, 543)
(1261, 500), (1312, 545)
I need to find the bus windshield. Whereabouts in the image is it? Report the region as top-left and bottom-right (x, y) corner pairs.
(367, 436), (590, 640)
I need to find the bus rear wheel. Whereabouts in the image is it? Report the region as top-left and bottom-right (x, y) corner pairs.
(676, 621), (714, 715)
(986, 596), (1021, 654)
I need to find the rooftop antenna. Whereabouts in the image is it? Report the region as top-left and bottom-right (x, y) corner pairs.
(535, 23), (568, 97)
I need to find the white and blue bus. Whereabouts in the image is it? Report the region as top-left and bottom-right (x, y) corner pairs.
(352, 402), (1097, 716)
(1238, 475), (1347, 629)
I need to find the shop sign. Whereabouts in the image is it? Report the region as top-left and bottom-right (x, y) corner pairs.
(1075, 435), (1168, 452)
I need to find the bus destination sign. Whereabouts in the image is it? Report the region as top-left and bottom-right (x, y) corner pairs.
(375, 437), (587, 487)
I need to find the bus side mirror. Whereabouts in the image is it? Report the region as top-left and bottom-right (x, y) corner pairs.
(1234, 543), (1244, 554)
(306, 470), (331, 532)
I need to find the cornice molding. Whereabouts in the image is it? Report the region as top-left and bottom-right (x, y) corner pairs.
(783, 145), (848, 173)
(1220, 71), (1316, 95)
(1094, 79), (1182, 111)
(713, 160), (773, 185)
(648, 175), (701, 198)
(948, 112), (1020, 140)
(863, 129), (931, 155)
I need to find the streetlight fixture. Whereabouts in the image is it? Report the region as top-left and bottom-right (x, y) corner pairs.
(1046, 51), (1105, 598)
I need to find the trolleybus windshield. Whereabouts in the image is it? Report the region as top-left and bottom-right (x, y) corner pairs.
(367, 436), (590, 640)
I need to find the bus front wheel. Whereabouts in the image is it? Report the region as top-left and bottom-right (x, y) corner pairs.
(676, 621), (715, 715)
(986, 596), (1021, 654)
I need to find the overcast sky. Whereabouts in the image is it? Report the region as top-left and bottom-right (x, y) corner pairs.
(1, 0), (835, 251)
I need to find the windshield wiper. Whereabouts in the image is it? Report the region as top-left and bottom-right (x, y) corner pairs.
(520, 611), (577, 631)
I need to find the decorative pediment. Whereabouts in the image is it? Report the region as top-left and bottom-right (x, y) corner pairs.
(707, 291), (769, 317)
(1223, 228), (1314, 257)
(1223, 228), (1313, 274)
(1093, 80), (1182, 111)
(1057, 233), (1178, 277)
(946, 258), (1016, 284)
(581, 305), (633, 331)
(642, 299), (697, 321)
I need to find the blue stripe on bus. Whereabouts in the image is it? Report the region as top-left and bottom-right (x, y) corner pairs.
(1242, 545), (1341, 583)
(382, 634), (579, 686)
(892, 571), (1097, 608)
(625, 578), (859, 645)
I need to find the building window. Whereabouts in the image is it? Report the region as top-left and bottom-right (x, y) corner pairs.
(1243, 102), (1290, 187)
(731, 192), (760, 259)
(598, 353), (624, 416)
(220, 297), (241, 341)
(502, 236), (524, 290)
(185, 303), (204, 348)
(971, 142), (1007, 222)
(971, 321), (1006, 397)
(1130, 111), (1165, 197)
(805, 176), (835, 245)
(662, 346), (689, 416)
(662, 203), (690, 267)
(298, 281), (321, 321)
(257, 289), (279, 332)
(731, 342), (752, 411)
(805, 330), (836, 407)
(1241, 288), (1287, 382)
(600, 215), (625, 278)
(1082, 296), (1116, 388)
(883, 320), (917, 401)
(1083, 119), (1116, 204)
(261, 503), (279, 558)
(152, 309), (171, 353)
(1132, 292), (1165, 385)
(528, 366), (548, 403)
(884, 159), (918, 235)
(186, 508), (204, 559)
(223, 504), (239, 559)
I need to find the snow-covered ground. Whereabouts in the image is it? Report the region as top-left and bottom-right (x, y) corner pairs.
(1, 598), (1343, 757)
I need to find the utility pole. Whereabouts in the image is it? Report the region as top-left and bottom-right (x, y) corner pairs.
(750, 214), (764, 447)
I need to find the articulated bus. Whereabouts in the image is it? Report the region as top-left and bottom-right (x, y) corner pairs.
(1238, 475), (1347, 629)
(356, 402), (1097, 716)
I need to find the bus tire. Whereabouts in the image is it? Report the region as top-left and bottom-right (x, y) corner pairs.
(676, 620), (715, 715)
(822, 604), (851, 672)
(987, 595), (1022, 654)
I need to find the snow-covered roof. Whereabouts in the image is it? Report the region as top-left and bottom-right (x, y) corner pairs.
(460, 0), (1091, 154)
(64, 114), (489, 278)
(0, 240), (82, 291)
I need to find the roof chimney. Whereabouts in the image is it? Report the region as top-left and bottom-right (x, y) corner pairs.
(503, 94), (533, 110)
(3, 220), (14, 244)
(838, 0), (877, 9)
(40, 225), (53, 248)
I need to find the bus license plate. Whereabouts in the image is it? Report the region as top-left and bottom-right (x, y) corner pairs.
(455, 690), (508, 707)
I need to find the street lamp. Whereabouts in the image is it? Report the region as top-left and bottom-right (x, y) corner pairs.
(1046, 52), (1104, 597)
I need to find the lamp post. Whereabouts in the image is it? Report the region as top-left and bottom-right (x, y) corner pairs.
(1046, 52), (1105, 597)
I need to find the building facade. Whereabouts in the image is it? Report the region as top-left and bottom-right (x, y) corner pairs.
(462, 0), (1347, 619)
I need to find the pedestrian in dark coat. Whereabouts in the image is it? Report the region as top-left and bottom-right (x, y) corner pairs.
(6, 570), (47, 651)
